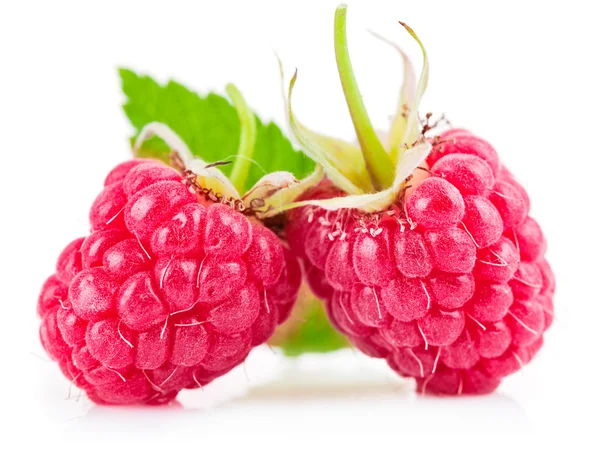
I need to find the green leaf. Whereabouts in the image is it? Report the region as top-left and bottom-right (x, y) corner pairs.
(249, 121), (315, 188)
(119, 68), (315, 191)
(271, 292), (350, 357)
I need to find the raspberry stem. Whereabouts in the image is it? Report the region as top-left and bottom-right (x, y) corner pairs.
(226, 83), (257, 193)
(334, 4), (394, 190)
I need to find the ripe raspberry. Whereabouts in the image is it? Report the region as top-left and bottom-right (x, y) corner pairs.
(287, 131), (553, 394)
(38, 159), (301, 405)
(280, 6), (554, 394)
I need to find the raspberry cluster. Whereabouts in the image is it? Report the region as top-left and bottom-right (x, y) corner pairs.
(38, 159), (300, 404)
(286, 130), (554, 394)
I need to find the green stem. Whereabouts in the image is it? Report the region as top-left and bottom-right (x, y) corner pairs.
(226, 83), (257, 193)
(334, 4), (393, 190)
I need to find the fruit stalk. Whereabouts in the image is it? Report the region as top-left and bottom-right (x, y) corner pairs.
(334, 4), (393, 190)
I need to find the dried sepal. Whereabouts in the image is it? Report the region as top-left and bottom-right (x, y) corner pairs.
(134, 122), (241, 200)
(259, 166), (325, 218)
(242, 171), (298, 207)
(398, 21), (429, 153)
(135, 122), (197, 168)
(368, 30), (416, 164)
(286, 71), (371, 196)
(267, 141), (431, 216)
(187, 159), (241, 201)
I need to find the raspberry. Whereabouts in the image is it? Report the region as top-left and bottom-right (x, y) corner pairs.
(277, 7), (554, 394)
(38, 158), (301, 405)
(286, 130), (554, 394)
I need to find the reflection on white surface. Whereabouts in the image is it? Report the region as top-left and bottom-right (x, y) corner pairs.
(54, 348), (527, 438)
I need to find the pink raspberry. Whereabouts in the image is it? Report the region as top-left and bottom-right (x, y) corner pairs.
(286, 130), (554, 395)
(38, 159), (301, 405)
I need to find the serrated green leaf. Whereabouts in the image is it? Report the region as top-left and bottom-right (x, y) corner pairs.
(119, 68), (314, 192)
(249, 121), (315, 187)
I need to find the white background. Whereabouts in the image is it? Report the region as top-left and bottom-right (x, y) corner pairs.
(1, 0), (598, 471)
